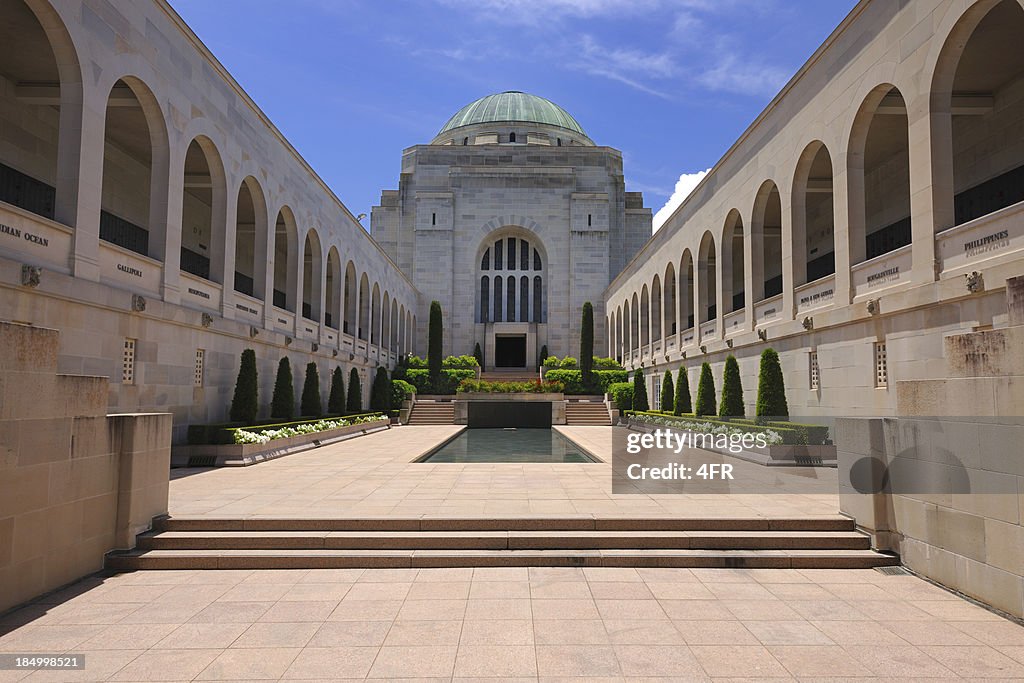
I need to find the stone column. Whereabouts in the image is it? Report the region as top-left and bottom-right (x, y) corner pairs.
(69, 90), (106, 281)
(160, 142), (184, 305)
(780, 187), (796, 321)
(907, 94), (945, 285)
(220, 183), (238, 320)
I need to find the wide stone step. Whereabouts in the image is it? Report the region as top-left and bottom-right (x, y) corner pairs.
(137, 530), (872, 551)
(155, 516), (858, 532)
(107, 548), (897, 570)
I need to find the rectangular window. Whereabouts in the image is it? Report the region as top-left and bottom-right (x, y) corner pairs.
(874, 341), (888, 387)
(809, 350), (819, 390)
(194, 349), (205, 387)
(122, 338), (136, 384)
(651, 373), (661, 411)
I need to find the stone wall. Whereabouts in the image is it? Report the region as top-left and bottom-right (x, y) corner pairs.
(837, 276), (1024, 618)
(0, 321), (171, 614)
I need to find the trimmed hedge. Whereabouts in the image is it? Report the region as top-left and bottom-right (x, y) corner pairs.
(405, 368), (476, 394)
(608, 381), (633, 411)
(544, 355), (623, 371)
(543, 369), (627, 394)
(581, 301), (594, 384)
(347, 368), (362, 413)
(458, 379), (564, 393)
(270, 357), (295, 421)
(428, 300), (443, 385)
(756, 347), (789, 420)
(660, 372), (675, 414)
(391, 379), (415, 408)
(370, 366), (391, 412)
(632, 366), (650, 412)
(674, 367), (691, 416)
(301, 362), (322, 418)
(187, 412), (386, 445)
(327, 367), (345, 415)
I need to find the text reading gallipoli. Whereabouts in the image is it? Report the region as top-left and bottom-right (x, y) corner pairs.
(626, 428), (769, 455)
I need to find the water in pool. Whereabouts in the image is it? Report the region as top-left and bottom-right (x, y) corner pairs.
(420, 428), (598, 463)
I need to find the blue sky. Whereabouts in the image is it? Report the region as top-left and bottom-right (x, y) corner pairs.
(169, 0), (857, 231)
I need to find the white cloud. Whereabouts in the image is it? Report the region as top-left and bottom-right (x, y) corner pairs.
(697, 53), (790, 97)
(653, 168), (710, 232)
(570, 35), (678, 98)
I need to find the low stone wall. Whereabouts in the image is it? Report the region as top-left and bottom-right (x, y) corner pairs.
(0, 322), (171, 613)
(453, 392), (567, 426)
(172, 418), (391, 467)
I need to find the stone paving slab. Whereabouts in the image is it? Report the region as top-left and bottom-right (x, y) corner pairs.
(2, 566), (1023, 680)
(169, 426), (840, 519)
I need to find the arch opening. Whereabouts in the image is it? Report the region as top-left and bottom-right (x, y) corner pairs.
(272, 209), (297, 311)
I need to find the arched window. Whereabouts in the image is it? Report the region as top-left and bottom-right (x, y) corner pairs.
(272, 209), (298, 311)
(478, 232), (545, 323)
(180, 138), (224, 283)
(234, 177), (266, 299)
(533, 276), (543, 322)
(509, 132), (517, 143)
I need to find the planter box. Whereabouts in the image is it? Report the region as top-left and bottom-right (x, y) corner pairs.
(171, 418), (390, 467)
(623, 418), (836, 467)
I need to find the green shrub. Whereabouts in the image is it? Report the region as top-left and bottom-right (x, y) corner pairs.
(580, 301), (594, 385)
(539, 345), (548, 367)
(756, 347), (789, 420)
(719, 355), (744, 418)
(442, 354), (479, 369)
(632, 366), (650, 412)
(270, 357), (295, 421)
(229, 349), (258, 425)
(458, 379), (564, 393)
(404, 368), (476, 394)
(404, 355), (428, 369)
(609, 382), (633, 411)
(674, 367), (691, 416)
(391, 379), (415, 408)
(593, 356), (624, 370)
(695, 362), (716, 417)
(660, 372), (675, 414)
(327, 366), (345, 415)
(543, 356), (560, 369)
(473, 342), (483, 368)
(300, 362), (322, 417)
(545, 369), (629, 394)
(346, 367), (362, 413)
(370, 367), (391, 412)
(428, 300), (443, 386)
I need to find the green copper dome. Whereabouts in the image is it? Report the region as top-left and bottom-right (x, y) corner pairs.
(438, 91), (587, 137)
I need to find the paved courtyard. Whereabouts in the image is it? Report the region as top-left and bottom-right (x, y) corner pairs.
(2, 565), (1024, 680)
(169, 426), (840, 519)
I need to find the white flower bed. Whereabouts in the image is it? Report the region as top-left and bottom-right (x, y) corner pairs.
(233, 415), (383, 445)
(628, 413), (784, 446)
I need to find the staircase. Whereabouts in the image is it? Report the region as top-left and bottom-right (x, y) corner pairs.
(107, 516), (897, 570)
(565, 397), (612, 426)
(406, 400), (455, 425)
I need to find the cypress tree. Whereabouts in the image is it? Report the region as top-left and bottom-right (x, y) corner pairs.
(370, 367), (392, 412)
(327, 366), (345, 415)
(756, 347), (789, 420)
(300, 362), (322, 417)
(719, 355), (745, 418)
(632, 365), (650, 412)
(229, 348), (258, 425)
(660, 371), (674, 414)
(428, 300), (443, 390)
(270, 357), (295, 421)
(580, 301), (594, 387)
(539, 345), (548, 368)
(473, 342), (484, 369)
(695, 362), (717, 417)
(674, 366), (691, 415)
(346, 367), (362, 413)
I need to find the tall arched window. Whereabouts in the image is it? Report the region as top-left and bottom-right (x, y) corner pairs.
(478, 232), (546, 323)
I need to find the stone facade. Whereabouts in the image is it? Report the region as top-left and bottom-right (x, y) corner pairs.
(372, 96), (651, 369)
(606, 0), (1024, 421)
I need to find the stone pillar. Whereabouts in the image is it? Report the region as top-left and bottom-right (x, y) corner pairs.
(780, 187), (796, 320)
(160, 144), (184, 305)
(832, 163), (854, 305)
(69, 92), (107, 281)
(110, 413), (173, 549)
(906, 95), (945, 285)
(220, 184), (238, 320)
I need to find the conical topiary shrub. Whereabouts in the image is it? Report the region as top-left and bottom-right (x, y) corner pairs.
(695, 362), (717, 417)
(719, 355), (744, 418)
(580, 301), (594, 387)
(756, 347), (789, 421)
(473, 342), (484, 369)
(370, 367), (391, 412)
(229, 348), (258, 425)
(660, 371), (674, 414)
(539, 345), (548, 368)
(300, 362), (322, 417)
(327, 366), (345, 415)
(632, 365), (650, 412)
(270, 357), (295, 421)
(428, 300), (442, 390)
(346, 367), (362, 413)
(674, 366), (691, 415)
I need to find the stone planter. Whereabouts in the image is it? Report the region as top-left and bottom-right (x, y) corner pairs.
(171, 418), (390, 467)
(623, 417), (836, 467)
